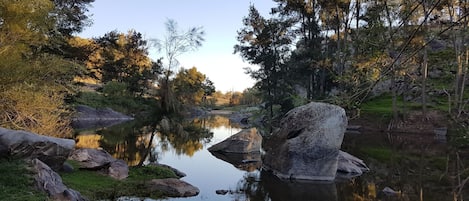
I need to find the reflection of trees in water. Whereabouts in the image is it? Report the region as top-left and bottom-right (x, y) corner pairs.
(96, 121), (156, 166)
(156, 117), (213, 157)
(191, 115), (242, 129)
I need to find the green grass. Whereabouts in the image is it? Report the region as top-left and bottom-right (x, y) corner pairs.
(361, 94), (397, 115)
(60, 162), (178, 200)
(0, 159), (48, 201)
(360, 147), (393, 162)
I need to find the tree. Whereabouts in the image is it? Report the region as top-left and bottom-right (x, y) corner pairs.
(93, 30), (160, 96)
(235, 5), (294, 127)
(173, 67), (215, 106)
(0, 0), (93, 136)
(51, 0), (94, 36)
(151, 19), (205, 113)
(273, 0), (329, 99)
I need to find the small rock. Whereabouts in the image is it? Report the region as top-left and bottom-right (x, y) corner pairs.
(108, 159), (129, 180)
(215, 190), (229, 195)
(146, 178), (199, 197)
(61, 162), (74, 173)
(379, 186), (400, 197)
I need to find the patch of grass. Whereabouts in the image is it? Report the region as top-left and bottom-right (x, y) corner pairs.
(360, 147), (393, 162)
(60, 163), (177, 200)
(0, 159), (47, 201)
(361, 94), (396, 116)
(128, 165), (177, 181)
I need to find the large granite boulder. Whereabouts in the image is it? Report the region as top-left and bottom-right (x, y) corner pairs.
(208, 128), (261, 153)
(32, 159), (87, 201)
(262, 102), (347, 181)
(0, 127), (75, 170)
(69, 148), (128, 180)
(146, 178), (199, 197)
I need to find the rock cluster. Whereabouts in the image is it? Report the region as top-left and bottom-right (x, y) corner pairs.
(69, 148), (129, 180)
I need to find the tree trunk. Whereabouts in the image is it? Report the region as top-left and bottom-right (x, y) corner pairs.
(422, 38), (428, 117)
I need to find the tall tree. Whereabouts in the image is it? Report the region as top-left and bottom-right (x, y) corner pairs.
(151, 19), (205, 113)
(235, 5), (294, 125)
(94, 30), (161, 96)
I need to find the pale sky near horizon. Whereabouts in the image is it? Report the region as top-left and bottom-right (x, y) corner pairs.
(78, 1), (277, 93)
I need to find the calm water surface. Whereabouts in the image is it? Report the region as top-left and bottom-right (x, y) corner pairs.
(75, 115), (469, 201)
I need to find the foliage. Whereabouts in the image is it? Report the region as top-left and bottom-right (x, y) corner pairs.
(0, 0), (93, 137)
(0, 159), (47, 201)
(235, 5), (295, 121)
(173, 67), (215, 106)
(51, 0), (95, 36)
(92, 30), (162, 96)
(0, 85), (72, 137)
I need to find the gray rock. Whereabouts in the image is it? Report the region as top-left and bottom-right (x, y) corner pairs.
(146, 178), (199, 197)
(108, 159), (129, 180)
(31, 159), (87, 201)
(337, 151), (369, 176)
(208, 128), (261, 153)
(69, 148), (129, 180)
(69, 148), (114, 169)
(72, 105), (134, 129)
(215, 190), (229, 195)
(263, 102), (347, 181)
(0, 127), (75, 170)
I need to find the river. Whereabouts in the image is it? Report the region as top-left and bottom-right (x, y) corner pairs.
(75, 114), (469, 201)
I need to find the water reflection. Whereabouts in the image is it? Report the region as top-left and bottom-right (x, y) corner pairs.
(74, 115), (469, 201)
(210, 151), (261, 172)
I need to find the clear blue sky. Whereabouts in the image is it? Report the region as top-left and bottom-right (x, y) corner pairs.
(78, 0), (277, 93)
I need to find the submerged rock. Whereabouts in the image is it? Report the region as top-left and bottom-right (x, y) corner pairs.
(146, 178), (199, 197)
(208, 128), (262, 153)
(0, 127), (75, 171)
(262, 102), (347, 181)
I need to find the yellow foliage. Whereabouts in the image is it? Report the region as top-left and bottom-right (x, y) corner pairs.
(0, 84), (72, 138)
(75, 134), (102, 149)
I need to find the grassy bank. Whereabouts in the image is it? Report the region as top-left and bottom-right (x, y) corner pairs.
(60, 161), (178, 200)
(0, 159), (47, 201)
(0, 158), (178, 201)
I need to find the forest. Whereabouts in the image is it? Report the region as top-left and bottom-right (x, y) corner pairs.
(0, 0), (468, 138)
